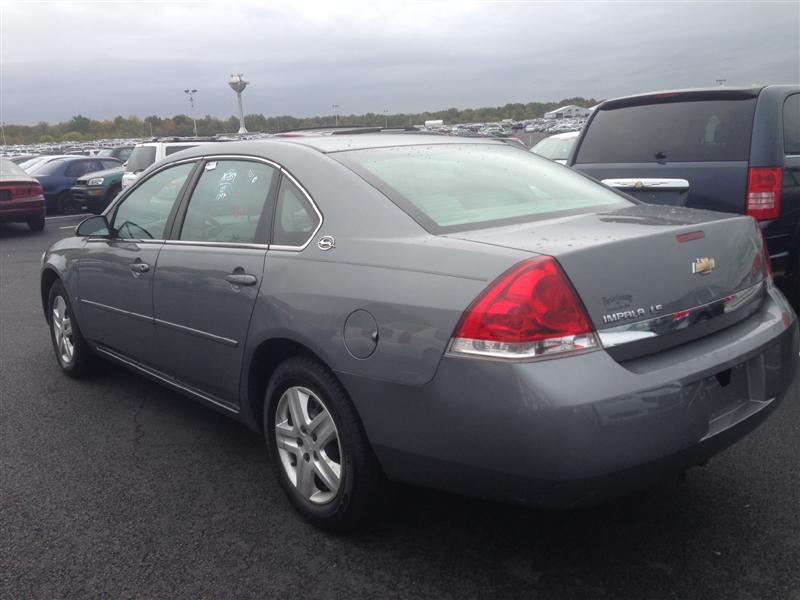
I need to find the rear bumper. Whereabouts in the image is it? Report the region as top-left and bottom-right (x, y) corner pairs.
(0, 200), (45, 222)
(339, 285), (799, 507)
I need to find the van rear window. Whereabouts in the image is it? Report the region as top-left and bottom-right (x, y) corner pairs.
(575, 99), (757, 164)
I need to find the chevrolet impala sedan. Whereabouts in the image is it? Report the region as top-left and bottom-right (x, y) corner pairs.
(41, 135), (799, 529)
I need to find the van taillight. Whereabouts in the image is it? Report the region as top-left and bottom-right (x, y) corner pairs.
(746, 167), (782, 221)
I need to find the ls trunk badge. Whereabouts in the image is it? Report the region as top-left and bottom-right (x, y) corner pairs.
(692, 257), (716, 275)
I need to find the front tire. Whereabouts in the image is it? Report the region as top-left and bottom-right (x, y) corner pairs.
(264, 356), (390, 530)
(48, 281), (97, 378)
(56, 191), (80, 215)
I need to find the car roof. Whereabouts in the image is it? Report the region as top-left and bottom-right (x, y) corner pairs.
(547, 131), (580, 140)
(264, 133), (507, 153)
(599, 86), (771, 110)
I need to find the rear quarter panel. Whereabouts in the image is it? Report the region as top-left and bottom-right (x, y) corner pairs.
(244, 147), (530, 387)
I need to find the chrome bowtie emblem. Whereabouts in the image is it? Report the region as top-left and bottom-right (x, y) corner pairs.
(692, 257), (716, 275)
(317, 235), (336, 251)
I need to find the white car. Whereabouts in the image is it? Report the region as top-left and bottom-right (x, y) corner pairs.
(530, 131), (580, 164)
(121, 140), (216, 188)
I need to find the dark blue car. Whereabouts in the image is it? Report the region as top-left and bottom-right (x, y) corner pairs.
(569, 85), (800, 299)
(27, 156), (123, 214)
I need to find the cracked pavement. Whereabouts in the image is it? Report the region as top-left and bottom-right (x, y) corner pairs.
(1, 216), (799, 599)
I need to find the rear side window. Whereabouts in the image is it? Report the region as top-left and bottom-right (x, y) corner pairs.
(337, 144), (628, 233)
(784, 95), (800, 155)
(126, 146), (157, 173)
(575, 99), (757, 163)
(273, 177), (320, 247)
(29, 160), (65, 176)
(165, 145), (197, 156)
(180, 160), (276, 244)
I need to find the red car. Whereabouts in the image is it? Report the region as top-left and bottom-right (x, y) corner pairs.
(0, 159), (46, 232)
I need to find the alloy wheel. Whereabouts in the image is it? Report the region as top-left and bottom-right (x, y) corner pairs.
(274, 386), (342, 505)
(52, 296), (75, 365)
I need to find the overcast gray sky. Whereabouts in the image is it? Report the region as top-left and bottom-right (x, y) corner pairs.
(1, 0), (798, 124)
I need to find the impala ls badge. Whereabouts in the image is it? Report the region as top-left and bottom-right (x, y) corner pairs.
(317, 235), (336, 251)
(692, 257), (716, 275)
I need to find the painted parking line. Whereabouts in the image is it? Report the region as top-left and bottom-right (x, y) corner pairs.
(45, 214), (86, 221)
(59, 225), (77, 230)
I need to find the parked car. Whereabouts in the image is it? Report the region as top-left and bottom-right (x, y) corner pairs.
(97, 146), (134, 162)
(569, 85), (800, 298)
(530, 131), (580, 164)
(19, 154), (71, 173)
(122, 140), (216, 189)
(7, 154), (40, 164)
(40, 135), (798, 530)
(70, 165), (125, 214)
(27, 156), (123, 213)
(0, 159), (45, 231)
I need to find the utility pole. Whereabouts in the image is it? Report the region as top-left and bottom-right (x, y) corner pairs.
(183, 89), (198, 136)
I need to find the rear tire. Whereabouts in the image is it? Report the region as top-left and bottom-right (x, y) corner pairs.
(264, 356), (391, 531)
(47, 281), (98, 378)
(27, 215), (45, 232)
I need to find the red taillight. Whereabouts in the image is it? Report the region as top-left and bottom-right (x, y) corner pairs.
(746, 167), (782, 221)
(0, 183), (43, 199)
(449, 257), (599, 359)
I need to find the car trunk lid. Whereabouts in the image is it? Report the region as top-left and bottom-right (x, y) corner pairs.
(446, 204), (768, 360)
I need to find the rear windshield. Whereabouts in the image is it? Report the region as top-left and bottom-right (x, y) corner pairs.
(29, 160), (66, 176)
(126, 146), (157, 173)
(575, 98), (757, 164)
(0, 159), (28, 177)
(531, 135), (577, 161)
(336, 144), (629, 233)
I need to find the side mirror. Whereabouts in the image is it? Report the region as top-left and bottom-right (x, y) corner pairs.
(76, 215), (111, 237)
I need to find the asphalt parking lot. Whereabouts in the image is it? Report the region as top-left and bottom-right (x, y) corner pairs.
(1, 215), (799, 600)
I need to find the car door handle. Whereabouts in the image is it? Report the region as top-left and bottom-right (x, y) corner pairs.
(225, 273), (257, 286)
(129, 262), (150, 273)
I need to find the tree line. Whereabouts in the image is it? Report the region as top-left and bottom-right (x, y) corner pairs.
(2, 98), (598, 145)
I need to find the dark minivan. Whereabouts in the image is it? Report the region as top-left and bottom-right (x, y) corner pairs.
(569, 85), (800, 296)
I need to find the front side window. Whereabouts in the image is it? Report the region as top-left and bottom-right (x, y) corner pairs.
(336, 144), (628, 232)
(180, 160), (276, 244)
(112, 162), (194, 239)
(273, 177), (320, 247)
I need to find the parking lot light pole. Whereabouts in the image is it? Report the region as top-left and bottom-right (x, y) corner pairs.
(332, 104), (339, 126)
(183, 89), (198, 136)
(383, 109), (389, 128)
(228, 74), (249, 134)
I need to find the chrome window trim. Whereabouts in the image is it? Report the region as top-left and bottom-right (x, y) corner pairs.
(597, 280), (766, 348)
(163, 240), (268, 250)
(270, 167), (324, 252)
(85, 238), (164, 245)
(115, 153), (324, 251)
